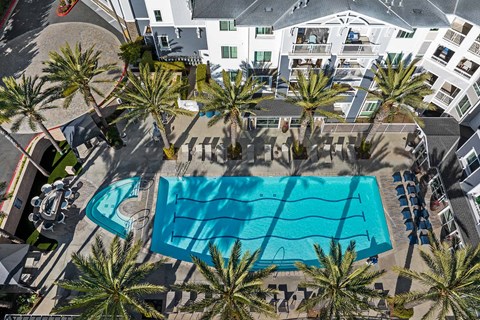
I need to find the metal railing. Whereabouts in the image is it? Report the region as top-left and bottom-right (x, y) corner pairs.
(290, 43), (331, 55)
(431, 55), (448, 66)
(434, 90), (455, 106)
(340, 44), (379, 55)
(289, 67), (321, 79)
(322, 123), (417, 133)
(443, 29), (466, 46)
(333, 69), (365, 80)
(468, 41), (480, 57)
(454, 67), (473, 79)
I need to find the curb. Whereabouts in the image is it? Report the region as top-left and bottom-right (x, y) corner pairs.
(0, 0), (19, 34)
(56, 0), (80, 17)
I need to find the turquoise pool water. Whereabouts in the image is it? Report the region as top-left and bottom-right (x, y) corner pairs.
(85, 177), (140, 238)
(152, 176), (392, 270)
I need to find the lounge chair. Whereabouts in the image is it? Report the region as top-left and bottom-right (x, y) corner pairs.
(408, 232), (418, 245)
(291, 290), (304, 310)
(419, 209), (429, 219)
(401, 208), (411, 220)
(396, 185), (406, 197)
(404, 219), (414, 231)
(407, 184), (417, 194)
(264, 144), (272, 162)
(309, 144), (319, 162)
(247, 144), (255, 164)
(334, 143), (343, 161)
(281, 144), (290, 163)
(410, 196), (419, 206)
(403, 170), (415, 182)
(204, 144), (212, 162)
(420, 233), (430, 245)
(42, 222), (54, 232)
(398, 196), (408, 207)
(194, 144), (203, 161)
(323, 144), (332, 162)
(347, 144), (356, 162)
(419, 219), (432, 230)
(180, 144), (190, 162)
(277, 291), (288, 313)
(392, 172), (402, 183)
(216, 144), (225, 164)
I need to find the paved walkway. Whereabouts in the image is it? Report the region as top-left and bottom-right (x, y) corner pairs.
(29, 115), (435, 319)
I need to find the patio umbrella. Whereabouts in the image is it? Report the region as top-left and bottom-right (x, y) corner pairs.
(0, 244), (31, 293)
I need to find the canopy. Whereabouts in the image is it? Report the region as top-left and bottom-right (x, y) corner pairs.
(0, 244), (29, 286)
(61, 114), (102, 149)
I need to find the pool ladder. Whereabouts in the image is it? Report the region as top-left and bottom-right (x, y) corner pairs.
(176, 161), (191, 179)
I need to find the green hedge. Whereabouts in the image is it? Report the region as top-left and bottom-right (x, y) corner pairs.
(196, 64), (208, 91)
(155, 61), (186, 71)
(140, 51), (154, 69)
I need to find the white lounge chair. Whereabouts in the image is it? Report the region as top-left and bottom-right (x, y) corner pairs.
(347, 144), (356, 162)
(204, 144), (212, 162)
(323, 144), (332, 162)
(281, 144), (290, 163)
(194, 144), (203, 161)
(247, 144), (255, 164)
(216, 144), (225, 164)
(309, 144), (319, 162)
(180, 144), (190, 162)
(335, 143), (343, 161)
(264, 144), (272, 162)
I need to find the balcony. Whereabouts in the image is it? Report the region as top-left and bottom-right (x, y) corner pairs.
(291, 58), (323, 68)
(336, 59), (367, 69)
(291, 43), (331, 55)
(454, 58), (479, 79)
(468, 35), (480, 57)
(290, 68), (321, 80)
(431, 46), (455, 66)
(333, 69), (365, 81)
(443, 19), (472, 46)
(425, 72), (438, 87)
(433, 83), (459, 107)
(295, 27), (329, 45)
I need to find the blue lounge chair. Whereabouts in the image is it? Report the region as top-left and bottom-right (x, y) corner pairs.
(410, 196), (419, 206)
(413, 209), (421, 219)
(419, 219), (432, 230)
(401, 208), (411, 220)
(398, 196), (408, 207)
(419, 209), (429, 219)
(420, 234), (430, 245)
(403, 171), (415, 182)
(405, 219), (414, 231)
(408, 233), (418, 245)
(396, 185), (406, 197)
(407, 184), (417, 194)
(392, 172), (402, 183)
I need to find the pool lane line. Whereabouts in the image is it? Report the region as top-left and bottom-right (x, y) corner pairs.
(362, 211), (366, 222)
(174, 213), (366, 222)
(171, 232), (370, 241)
(358, 193), (361, 203)
(176, 195), (361, 204)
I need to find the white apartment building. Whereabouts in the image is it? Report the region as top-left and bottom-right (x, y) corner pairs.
(94, 0), (480, 128)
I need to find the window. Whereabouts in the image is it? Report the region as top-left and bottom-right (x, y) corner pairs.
(256, 117), (279, 128)
(228, 70), (239, 80)
(466, 151), (480, 174)
(386, 53), (402, 65)
(254, 51), (272, 62)
(158, 35), (169, 49)
(255, 27), (273, 35)
(474, 77), (480, 96)
(396, 29), (416, 38)
(252, 75), (272, 90)
(290, 118), (303, 128)
(219, 21), (236, 31)
(456, 95), (471, 117)
(360, 101), (379, 117)
(221, 46), (237, 59)
(154, 10), (162, 22)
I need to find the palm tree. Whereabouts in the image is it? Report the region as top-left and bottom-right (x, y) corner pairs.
(0, 110), (50, 177)
(42, 42), (118, 129)
(54, 233), (166, 319)
(359, 57), (434, 143)
(196, 70), (272, 152)
(175, 240), (277, 320)
(0, 181), (25, 244)
(0, 74), (63, 154)
(295, 240), (386, 319)
(394, 232), (480, 319)
(114, 64), (194, 159)
(285, 70), (349, 153)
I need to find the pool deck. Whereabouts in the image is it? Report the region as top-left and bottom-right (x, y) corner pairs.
(28, 115), (438, 319)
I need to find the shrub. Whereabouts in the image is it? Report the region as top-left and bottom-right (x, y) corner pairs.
(140, 51), (154, 70)
(105, 125), (124, 149)
(356, 138), (371, 159)
(118, 37), (144, 65)
(196, 64), (208, 91)
(155, 61), (186, 71)
(388, 297), (413, 319)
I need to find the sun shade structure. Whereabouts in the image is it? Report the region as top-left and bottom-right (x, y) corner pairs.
(0, 244), (31, 293)
(61, 114), (103, 149)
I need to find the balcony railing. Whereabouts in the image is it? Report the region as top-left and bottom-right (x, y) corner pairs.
(334, 69), (365, 80)
(340, 44), (379, 56)
(454, 67), (473, 79)
(443, 29), (466, 46)
(431, 55), (448, 66)
(434, 91), (455, 106)
(290, 67), (321, 79)
(290, 43), (331, 55)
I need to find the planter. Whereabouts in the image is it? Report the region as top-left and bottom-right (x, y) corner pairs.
(56, 0), (80, 16)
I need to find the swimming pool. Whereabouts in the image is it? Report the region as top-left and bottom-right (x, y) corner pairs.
(86, 177), (140, 238)
(152, 176), (392, 270)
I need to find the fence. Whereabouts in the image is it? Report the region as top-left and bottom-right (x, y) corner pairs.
(322, 123), (417, 134)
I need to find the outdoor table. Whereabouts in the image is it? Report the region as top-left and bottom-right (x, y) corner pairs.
(39, 190), (64, 221)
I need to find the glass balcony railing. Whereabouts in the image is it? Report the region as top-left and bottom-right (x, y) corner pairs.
(340, 44), (379, 56)
(434, 91), (455, 106)
(290, 43), (331, 55)
(443, 29), (466, 46)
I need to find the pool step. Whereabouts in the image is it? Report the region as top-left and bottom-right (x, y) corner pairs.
(130, 180), (141, 197)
